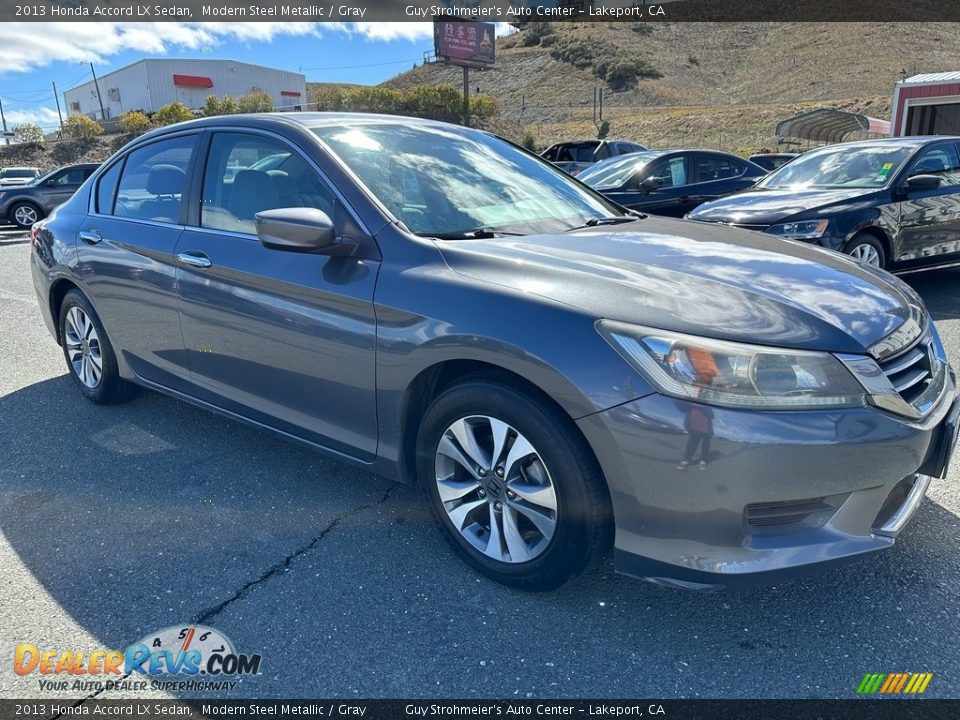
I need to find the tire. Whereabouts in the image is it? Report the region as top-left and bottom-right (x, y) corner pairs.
(10, 201), (43, 230)
(416, 375), (612, 591)
(58, 289), (140, 405)
(844, 233), (886, 269)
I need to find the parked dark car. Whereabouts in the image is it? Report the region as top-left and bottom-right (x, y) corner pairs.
(31, 114), (959, 591)
(748, 153), (800, 172)
(688, 137), (960, 271)
(1, 163), (99, 228)
(578, 150), (767, 217)
(540, 139), (646, 176)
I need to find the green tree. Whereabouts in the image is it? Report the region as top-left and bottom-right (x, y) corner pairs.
(117, 110), (151, 135)
(63, 114), (103, 139)
(12, 122), (44, 145)
(152, 102), (194, 127)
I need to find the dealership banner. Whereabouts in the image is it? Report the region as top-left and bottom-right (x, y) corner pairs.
(2, 699), (958, 719)
(0, 0), (956, 23)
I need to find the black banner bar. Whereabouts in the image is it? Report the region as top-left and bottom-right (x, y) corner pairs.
(3, 699), (958, 720)
(0, 0), (957, 23)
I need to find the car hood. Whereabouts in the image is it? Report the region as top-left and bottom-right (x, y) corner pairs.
(687, 187), (883, 226)
(437, 217), (921, 354)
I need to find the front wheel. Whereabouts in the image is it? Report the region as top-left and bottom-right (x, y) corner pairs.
(845, 233), (886, 269)
(417, 377), (612, 591)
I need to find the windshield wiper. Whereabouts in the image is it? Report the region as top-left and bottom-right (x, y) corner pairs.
(566, 215), (643, 232)
(416, 228), (527, 240)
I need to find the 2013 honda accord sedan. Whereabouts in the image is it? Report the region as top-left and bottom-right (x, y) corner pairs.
(31, 114), (960, 591)
(687, 136), (960, 272)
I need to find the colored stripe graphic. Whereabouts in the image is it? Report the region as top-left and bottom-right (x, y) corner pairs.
(858, 673), (932, 694)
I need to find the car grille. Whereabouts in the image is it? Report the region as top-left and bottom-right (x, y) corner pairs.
(877, 336), (934, 406)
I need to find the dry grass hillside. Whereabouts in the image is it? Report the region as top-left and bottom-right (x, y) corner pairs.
(383, 22), (960, 152)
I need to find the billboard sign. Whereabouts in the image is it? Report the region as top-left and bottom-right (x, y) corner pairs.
(434, 20), (496, 68)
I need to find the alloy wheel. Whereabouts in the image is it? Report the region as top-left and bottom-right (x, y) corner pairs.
(434, 415), (558, 563)
(850, 243), (881, 267)
(64, 306), (103, 389)
(14, 205), (38, 227)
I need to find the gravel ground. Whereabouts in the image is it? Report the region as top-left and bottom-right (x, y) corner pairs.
(1, 238), (958, 701)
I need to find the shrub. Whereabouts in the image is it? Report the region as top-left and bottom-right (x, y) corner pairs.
(117, 110), (151, 135)
(314, 83), (498, 123)
(522, 22), (555, 47)
(688, 55), (700, 66)
(520, 130), (538, 152)
(12, 122), (44, 145)
(631, 23), (653, 35)
(204, 95), (239, 117)
(152, 102), (194, 127)
(63, 114), (103, 139)
(237, 90), (273, 113)
(549, 37), (661, 91)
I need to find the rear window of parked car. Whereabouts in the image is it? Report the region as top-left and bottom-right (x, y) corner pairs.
(111, 136), (197, 223)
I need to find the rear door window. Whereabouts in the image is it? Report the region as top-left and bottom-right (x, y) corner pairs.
(694, 155), (746, 183)
(113, 135), (197, 224)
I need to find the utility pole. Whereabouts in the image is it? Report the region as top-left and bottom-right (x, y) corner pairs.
(90, 62), (106, 121)
(0, 96), (8, 145)
(52, 81), (64, 138)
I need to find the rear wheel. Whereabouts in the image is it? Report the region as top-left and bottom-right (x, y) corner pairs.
(417, 377), (611, 591)
(10, 201), (42, 229)
(58, 289), (140, 405)
(845, 233), (886, 269)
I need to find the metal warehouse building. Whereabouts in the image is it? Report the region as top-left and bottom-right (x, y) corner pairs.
(64, 59), (307, 120)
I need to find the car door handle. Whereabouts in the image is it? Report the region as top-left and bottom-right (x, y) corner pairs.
(79, 230), (101, 244)
(177, 251), (212, 269)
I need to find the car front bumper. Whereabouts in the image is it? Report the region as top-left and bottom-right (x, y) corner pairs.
(577, 374), (958, 590)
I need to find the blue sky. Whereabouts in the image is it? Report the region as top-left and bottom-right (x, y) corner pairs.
(0, 22), (460, 131)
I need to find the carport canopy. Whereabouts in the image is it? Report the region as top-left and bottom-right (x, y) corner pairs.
(776, 108), (891, 145)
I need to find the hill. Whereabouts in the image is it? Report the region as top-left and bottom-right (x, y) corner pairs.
(382, 22), (960, 152)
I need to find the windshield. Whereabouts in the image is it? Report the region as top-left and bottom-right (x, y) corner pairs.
(29, 168), (58, 186)
(0, 168), (37, 179)
(313, 123), (624, 236)
(578, 153), (659, 190)
(758, 144), (916, 189)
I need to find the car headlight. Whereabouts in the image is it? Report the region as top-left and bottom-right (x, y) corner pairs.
(766, 219), (830, 240)
(597, 320), (867, 409)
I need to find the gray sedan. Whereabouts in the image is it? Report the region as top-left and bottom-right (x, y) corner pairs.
(29, 113), (960, 591)
(1, 163), (99, 228)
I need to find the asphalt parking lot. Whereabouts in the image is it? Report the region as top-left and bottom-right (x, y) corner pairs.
(1, 237), (959, 701)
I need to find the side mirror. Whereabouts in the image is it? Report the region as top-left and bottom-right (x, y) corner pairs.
(640, 176), (664, 194)
(254, 207), (358, 256)
(906, 174), (941, 192)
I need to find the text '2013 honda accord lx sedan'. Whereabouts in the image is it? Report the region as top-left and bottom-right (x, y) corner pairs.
(31, 114), (960, 590)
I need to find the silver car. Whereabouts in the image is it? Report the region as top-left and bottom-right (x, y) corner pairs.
(30, 113), (960, 590)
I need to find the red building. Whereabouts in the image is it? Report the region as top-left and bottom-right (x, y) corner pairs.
(891, 71), (960, 137)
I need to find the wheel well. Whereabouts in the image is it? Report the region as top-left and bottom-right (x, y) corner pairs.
(398, 360), (598, 486)
(49, 279), (80, 345)
(848, 227), (891, 262)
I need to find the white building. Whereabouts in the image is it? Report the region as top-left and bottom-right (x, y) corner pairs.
(64, 59), (308, 120)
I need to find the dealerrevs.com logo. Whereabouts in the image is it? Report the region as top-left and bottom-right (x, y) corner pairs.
(857, 673), (934, 695)
(13, 625), (261, 693)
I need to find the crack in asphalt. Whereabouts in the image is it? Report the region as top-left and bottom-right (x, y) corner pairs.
(56, 481), (402, 717)
(194, 481), (402, 625)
